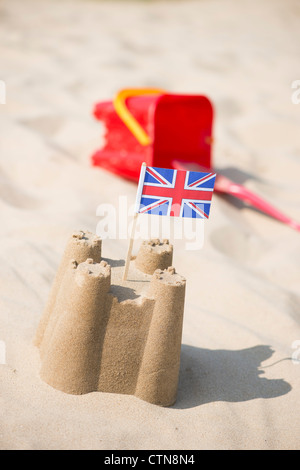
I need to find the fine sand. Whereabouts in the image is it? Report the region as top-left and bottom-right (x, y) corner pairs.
(0, 0), (300, 450)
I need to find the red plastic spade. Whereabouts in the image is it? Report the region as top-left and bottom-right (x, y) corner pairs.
(173, 160), (300, 231)
(92, 88), (300, 232)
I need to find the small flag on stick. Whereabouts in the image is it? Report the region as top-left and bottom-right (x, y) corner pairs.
(135, 164), (216, 218)
(122, 163), (216, 280)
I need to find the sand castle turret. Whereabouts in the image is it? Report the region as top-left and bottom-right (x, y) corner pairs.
(135, 267), (185, 405)
(34, 230), (102, 349)
(135, 239), (173, 275)
(35, 230), (186, 406)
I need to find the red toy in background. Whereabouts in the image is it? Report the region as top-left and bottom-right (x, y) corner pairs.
(92, 88), (213, 182)
(92, 88), (300, 232)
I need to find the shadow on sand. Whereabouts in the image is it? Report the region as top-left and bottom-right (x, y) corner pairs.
(173, 344), (291, 409)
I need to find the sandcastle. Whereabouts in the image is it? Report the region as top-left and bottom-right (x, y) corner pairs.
(35, 230), (186, 406)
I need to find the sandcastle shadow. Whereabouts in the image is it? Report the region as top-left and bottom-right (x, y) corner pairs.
(103, 257), (141, 301)
(215, 167), (270, 214)
(174, 344), (291, 409)
(217, 167), (260, 185)
(102, 257), (125, 268)
(110, 284), (140, 301)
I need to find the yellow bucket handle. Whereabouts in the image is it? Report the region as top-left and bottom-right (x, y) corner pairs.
(113, 88), (165, 146)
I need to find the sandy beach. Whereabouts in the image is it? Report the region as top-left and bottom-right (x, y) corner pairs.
(0, 0), (300, 450)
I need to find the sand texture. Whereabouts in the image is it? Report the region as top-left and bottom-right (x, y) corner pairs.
(37, 232), (185, 406)
(1, 0), (300, 450)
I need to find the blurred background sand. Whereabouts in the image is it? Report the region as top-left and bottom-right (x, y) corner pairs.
(0, 0), (299, 450)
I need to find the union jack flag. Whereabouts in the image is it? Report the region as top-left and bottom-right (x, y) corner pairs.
(135, 166), (216, 219)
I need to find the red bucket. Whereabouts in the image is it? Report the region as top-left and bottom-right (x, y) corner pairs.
(91, 88), (214, 182)
(91, 88), (300, 231)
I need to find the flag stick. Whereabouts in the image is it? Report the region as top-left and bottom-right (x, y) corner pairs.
(122, 212), (138, 281)
(122, 162), (147, 282)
